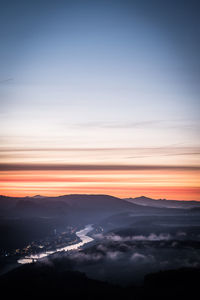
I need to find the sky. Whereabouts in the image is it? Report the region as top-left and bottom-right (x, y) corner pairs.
(0, 0), (200, 199)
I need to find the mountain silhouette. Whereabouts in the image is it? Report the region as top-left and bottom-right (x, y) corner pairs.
(124, 196), (200, 209)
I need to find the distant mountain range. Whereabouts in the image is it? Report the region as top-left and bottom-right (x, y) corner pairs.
(0, 194), (149, 220)
(124, 196), (200, 209)
(0, 194), (199, 221)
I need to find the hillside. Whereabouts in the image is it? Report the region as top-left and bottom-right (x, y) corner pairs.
(0, 194), (163, 219)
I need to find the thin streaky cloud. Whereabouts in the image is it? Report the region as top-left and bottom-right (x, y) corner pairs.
(0, 163), (200, 171)
(0, 78), (13, 83)
(75, 120), (164, 129)
(127, 152), (200, 159)
(0, 146), (199, 152)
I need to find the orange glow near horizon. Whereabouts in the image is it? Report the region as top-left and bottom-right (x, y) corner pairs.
(0, 169), (200, 200)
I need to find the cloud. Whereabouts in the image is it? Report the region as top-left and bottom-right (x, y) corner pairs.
(77, 120), (163, 129)
(106, 251), (121, 260)
(1, 163), (199, 171)
(131, 253), (147, 261)
(130, 253), (154, 263)
(65, 251), (103, 263)
(96, 244), (107, 252)
(0, 78), (13, 84)
(59, 249), (122, 264)
(97, 233), (172, 242)
(176, 231), (187, 237)
(1, 146), (199, 156)
(132, 233), (171, 241)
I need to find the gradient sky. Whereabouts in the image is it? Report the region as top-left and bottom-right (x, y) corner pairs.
(0, 0), (200, 199)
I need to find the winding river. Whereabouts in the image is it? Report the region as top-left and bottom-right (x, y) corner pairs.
(18, 224), (94, 264)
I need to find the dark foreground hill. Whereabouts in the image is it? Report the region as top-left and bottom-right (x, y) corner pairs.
(0, 261), (199, 300)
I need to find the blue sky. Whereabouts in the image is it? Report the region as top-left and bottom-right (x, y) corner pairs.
(0, 0), (200, 198)
(0, 0), (199, 166)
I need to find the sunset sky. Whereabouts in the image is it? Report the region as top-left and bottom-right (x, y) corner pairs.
(0, 0), (200, 200)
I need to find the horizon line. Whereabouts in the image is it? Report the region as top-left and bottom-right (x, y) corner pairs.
(0, 192), (199, 202)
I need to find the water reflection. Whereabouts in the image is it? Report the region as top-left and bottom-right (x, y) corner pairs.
(18, 224), (93, 264)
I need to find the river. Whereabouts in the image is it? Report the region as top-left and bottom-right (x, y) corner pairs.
(17, 224), (94, 264)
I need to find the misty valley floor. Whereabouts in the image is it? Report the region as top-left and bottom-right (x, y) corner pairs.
(0, 195), (200, 299)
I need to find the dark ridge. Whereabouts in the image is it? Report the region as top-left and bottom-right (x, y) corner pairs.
(0, 262), (199, 300)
